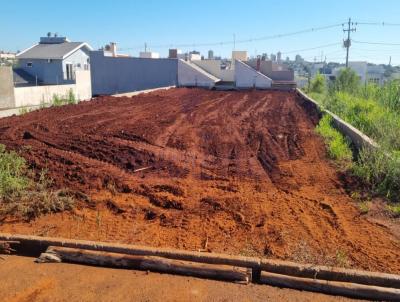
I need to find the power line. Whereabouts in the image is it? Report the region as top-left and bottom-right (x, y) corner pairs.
(119, 22), (344, 51)
(281, 43), (341, 55)
(355, 21), (400, 26)
(353, 40), (400, 46)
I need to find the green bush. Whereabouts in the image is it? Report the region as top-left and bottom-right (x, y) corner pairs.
(315, 115), (352, 163)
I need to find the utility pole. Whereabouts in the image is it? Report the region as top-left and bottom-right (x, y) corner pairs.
(233, 33), (236, 51)
(343, 18), (356, 67)
(144, 42), (147, 52)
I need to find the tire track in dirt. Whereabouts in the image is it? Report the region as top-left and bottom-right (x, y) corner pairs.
(0, 88), (399, 274)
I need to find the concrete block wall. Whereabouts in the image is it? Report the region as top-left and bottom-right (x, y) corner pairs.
(235, 60), (272, 89)
(177, 59), (220, 88)
(192, 60), (234, 82)
(90, 51), (177, 95)
(296, 89), (377, 150)
(13, 70), (92, 107)
(0, 66), (15, 109)
(247, 60), (294, 82)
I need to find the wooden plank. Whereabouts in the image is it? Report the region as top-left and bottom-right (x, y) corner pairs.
(260, 272), (400, 301)
(42, 246), (251, 284)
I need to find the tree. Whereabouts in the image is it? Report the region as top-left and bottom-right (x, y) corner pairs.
(333, 68), (360, 94)
(310, 73), (326, 94)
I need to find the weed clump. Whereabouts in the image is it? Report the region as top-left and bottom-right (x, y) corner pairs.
(315, 115), (352, 163)
(0, 144), (75, 221)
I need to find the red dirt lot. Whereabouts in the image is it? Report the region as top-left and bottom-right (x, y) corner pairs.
(0, 88), (399, 274)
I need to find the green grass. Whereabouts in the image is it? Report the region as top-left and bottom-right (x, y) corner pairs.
(358, 201), (370, 214)
(0, 144), (75, 221)
(52, 89), (77, 107)
(0, 144), (29, 197)
(315, 115), (352, 163)
(387, 204), (400, 217)
(309, 68), (400, 202)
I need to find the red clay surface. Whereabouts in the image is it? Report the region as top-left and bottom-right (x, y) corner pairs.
(0, 88), (399, 273)
(1, 255), (358, 302)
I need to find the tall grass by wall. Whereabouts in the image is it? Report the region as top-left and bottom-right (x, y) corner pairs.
(308, 70), (400, 201)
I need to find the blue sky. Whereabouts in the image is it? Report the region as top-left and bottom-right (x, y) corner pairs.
(2, 0), (400, 65)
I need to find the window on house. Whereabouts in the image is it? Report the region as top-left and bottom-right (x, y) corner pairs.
(65, 63), (74, 80)
(76, 63), (81, 68)
(27, 62), (33, 67)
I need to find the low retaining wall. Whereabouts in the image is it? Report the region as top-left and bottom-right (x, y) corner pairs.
(112, 86), (175, 97)
(296, 88), (378, 150)
(13, 70), (92, 108)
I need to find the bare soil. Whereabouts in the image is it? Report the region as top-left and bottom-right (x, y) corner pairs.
(0, 88), (399, 273)
(1, 255), (359, 302)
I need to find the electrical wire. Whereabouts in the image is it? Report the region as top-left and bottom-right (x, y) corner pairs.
(119, 22), (344, 51)
(281, 43), (341, 55)
(355, 21), (400, 26)
(353, 40), (400, 46)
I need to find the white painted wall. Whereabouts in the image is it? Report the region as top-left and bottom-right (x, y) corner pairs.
(178, 59), (220, 88)
(235, 60), (272, 89)
(14, 70), (92, 107)
(139, 52), (160, 59)
(192, 60), (235, 82)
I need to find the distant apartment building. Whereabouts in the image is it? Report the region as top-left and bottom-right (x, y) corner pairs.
(277, 51), (282, 63)
(208, 50), (214, 60)
(16, 34), (92, 85)
(331, 61), (386, 85)
(232, 51), (248, 62)
(0, 52), (16, 60)
(0, 51), (16, 66)
(139, 51), (160, 59)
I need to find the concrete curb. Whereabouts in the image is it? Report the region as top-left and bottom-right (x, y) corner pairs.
(296, 88), (378, 150)
(112, 86), (176, 97)
(1, 234), (400, 289)
(260, 272), (400, 301)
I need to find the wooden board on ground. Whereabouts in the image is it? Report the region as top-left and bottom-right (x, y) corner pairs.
(38, 246), (251, 284)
